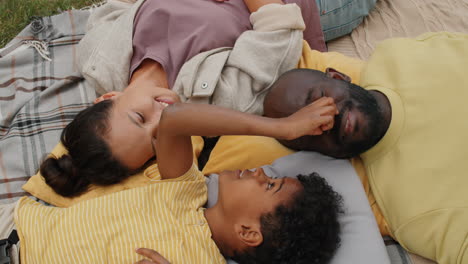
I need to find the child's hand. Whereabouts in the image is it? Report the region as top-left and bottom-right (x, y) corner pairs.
(282, 97), (338, 140)
(135, 248), (170, 264)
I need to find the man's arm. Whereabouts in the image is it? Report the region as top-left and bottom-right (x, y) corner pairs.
(156, 98), (337, 180)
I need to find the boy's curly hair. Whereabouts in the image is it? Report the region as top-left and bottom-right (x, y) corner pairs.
(233, 172), (343, 264)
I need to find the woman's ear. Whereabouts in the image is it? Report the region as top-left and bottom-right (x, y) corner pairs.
(234, 223), (263, 248)
(325, 67), (352, 83)
(94, 91), (123, 104)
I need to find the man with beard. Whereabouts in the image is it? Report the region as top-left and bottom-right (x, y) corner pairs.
(263, 32), (468, 264)
(264, 68), (389, 158)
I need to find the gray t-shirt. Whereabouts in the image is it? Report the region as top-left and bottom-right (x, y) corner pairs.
(205, 173), (219, 209)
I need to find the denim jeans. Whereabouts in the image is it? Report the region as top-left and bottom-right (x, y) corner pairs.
(316, 0), (377, 41)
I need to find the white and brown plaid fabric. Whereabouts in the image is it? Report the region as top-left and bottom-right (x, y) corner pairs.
(0, 10), (96, 203)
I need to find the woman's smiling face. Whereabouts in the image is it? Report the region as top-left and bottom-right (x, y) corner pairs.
(102, 84), (180, 170)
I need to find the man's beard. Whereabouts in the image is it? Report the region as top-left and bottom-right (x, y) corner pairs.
(335, 84), (383, 156)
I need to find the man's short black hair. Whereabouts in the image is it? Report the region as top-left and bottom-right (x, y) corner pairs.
(233, 172), (343, 264)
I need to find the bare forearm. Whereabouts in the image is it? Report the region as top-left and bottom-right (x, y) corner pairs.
(156, 98), (337, 179)
(159, 103), (287, 139)
(156, 103), (286, 179)
(243, 0), (283, 13)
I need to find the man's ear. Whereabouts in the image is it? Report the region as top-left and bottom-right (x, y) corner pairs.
(234, 223), (263, 248)
(94, 91), (123, 104)
(325, 67), (352, 83)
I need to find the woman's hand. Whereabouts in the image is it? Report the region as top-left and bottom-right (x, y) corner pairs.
(134, 248), (171, 264)
(282, 97), (338, 140)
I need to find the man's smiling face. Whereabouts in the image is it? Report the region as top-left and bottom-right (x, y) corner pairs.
(264, 69), (385, 158)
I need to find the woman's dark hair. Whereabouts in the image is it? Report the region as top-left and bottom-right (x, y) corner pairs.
(40, 100), (131, 197)
(233, 173), (343, 264)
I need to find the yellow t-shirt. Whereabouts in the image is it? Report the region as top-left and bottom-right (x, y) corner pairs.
(15, 163), (225, 264)
(298, 41), (364, 85)
(361, 32), (468, 263)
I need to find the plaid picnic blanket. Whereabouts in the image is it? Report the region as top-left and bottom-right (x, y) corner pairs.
(0, 9), (96, 203)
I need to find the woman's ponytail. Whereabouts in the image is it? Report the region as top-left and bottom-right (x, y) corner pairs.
(40, 99), (131, 198)
(40, 154), (90, 197)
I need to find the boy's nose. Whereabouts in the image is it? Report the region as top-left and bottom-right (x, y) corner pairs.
(253, 168), (266, 181)
(253, 168), (261, 176)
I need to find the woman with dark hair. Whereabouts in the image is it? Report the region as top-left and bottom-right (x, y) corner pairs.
(41, 0), (308, 197)
(40, 0), (377, 197)
(39, 100), (131, 197)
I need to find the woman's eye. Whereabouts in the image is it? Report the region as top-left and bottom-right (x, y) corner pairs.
(267, 182), (275, 190)
(136, 112), (145, 123)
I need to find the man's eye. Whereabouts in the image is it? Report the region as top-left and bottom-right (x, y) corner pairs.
(267, 182), (275, 190)
(136, 112), (145, 123)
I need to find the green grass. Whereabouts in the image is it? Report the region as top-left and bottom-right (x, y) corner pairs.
(0, 0), (101, 48)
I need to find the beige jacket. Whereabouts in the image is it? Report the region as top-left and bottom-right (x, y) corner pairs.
(77, 1), (304, 114)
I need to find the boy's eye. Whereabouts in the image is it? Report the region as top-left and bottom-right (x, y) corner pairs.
(267, 182), (275, 190)
(136, 112), (145, 123)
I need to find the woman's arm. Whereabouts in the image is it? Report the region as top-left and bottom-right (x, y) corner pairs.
(215, 0), (284, 13)
(243, 0), (284, 13)
(156, 97), (337, 179)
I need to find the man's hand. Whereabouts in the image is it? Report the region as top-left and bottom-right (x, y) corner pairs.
(134, 248), (171, 264)
(282, 97), (338, 140)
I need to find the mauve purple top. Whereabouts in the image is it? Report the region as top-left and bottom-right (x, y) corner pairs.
(131, 0), (325, 88)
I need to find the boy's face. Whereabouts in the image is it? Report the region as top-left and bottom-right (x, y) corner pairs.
(102, 85), (180, 170)
(217, 168), (302, 221)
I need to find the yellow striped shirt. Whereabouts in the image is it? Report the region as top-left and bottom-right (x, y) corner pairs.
(14, 163), (225, 264)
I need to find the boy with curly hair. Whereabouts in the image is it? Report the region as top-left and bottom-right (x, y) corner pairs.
(11, 99), (343, 264)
